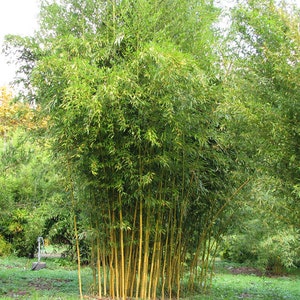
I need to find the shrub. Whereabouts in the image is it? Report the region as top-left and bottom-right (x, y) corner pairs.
(220, 227), (300, 274)
(2, 208), (45, 258)
(258, 229), (300, 274)
(220, 234), (258, 264)
(0, 235), (11, 256)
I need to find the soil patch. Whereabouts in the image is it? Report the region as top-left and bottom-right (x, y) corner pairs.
(7, 290), (29, 298)
(238, 292), (253, 298)
(28, 278), (72, 290)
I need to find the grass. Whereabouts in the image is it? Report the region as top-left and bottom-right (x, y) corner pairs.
(191, 273), (300, 300)
(0, 256), (92, 299)
(189, 261), (300, 300)
(0, 255), (299, 299)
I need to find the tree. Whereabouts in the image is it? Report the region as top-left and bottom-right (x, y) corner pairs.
(4, 0), (242, 298)
(0, 86), (37, 136)
(0, 87), (66, 258)
(218, 0), (300, 271)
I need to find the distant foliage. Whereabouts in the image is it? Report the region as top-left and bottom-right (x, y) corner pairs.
(0, 89), (67, 258)
(0, 235), (11, 256)
(218, 0), (300, 274)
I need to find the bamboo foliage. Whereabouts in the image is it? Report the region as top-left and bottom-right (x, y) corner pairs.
(10, 0), (239, 298)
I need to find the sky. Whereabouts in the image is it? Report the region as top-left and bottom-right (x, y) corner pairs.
(0, 0), (39, 87)
(0, 0), (300, 88)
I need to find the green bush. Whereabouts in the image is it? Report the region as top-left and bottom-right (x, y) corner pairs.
(0, 128), (68, 259)
(220, 226), (300, 274)
(0, 235), (11, 256)
(2, 208), (44, 258)
(258, 229), (300, 274)
(221, 234), (258, 264)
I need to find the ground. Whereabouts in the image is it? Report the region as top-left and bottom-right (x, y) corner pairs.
(0, 256), (299, 300)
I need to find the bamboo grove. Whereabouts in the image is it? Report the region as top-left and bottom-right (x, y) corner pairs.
(5, 0), (244, 298)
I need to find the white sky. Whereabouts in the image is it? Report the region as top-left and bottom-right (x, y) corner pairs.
(0, 0), (39, 87)
(0, 0), (299, 88)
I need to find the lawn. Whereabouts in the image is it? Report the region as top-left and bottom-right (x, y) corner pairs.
(0, 256), (91, 299)
(192, 269), (300, 299)
(0, 256), (299, 299)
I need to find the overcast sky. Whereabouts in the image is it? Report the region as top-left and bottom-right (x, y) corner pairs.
(0, 0), (299, 88)
(0, 0), (39, 87)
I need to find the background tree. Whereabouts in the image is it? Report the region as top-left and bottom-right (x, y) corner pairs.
(0, 86), (66, 258)
(0, 86), (37, 136)
(218, 0), (300, 272)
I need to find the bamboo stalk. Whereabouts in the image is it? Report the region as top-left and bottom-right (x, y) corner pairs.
(161, 209), (171, 300)
(125, 200), (138, 297)
(148, 215), (159, 299)
(201, 234), (209, 291)
(119, 193), (125, 300)
(136, 199), (143, 299)
(102, 249), (108, 296)
(67, 161), (83, 299)
(152, 218), (162, 300)
(97, 236), (102, 298)
(168, 208), (175, 299)
(112, 210), (119, 299)
(130, 247), (138, 298)
(73, 213), (83, 299)
(91, 237), (96, 294)
(209, 239), (219, 289)
(136, 145), (144, 300)
(188, 231), (204, 291)
(141, 203), (150, 299)
(151, 181), (164, 300)
(175, 197), (187, 299)
(176, 234), (182, 299)
(109, 208), (115, 299)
